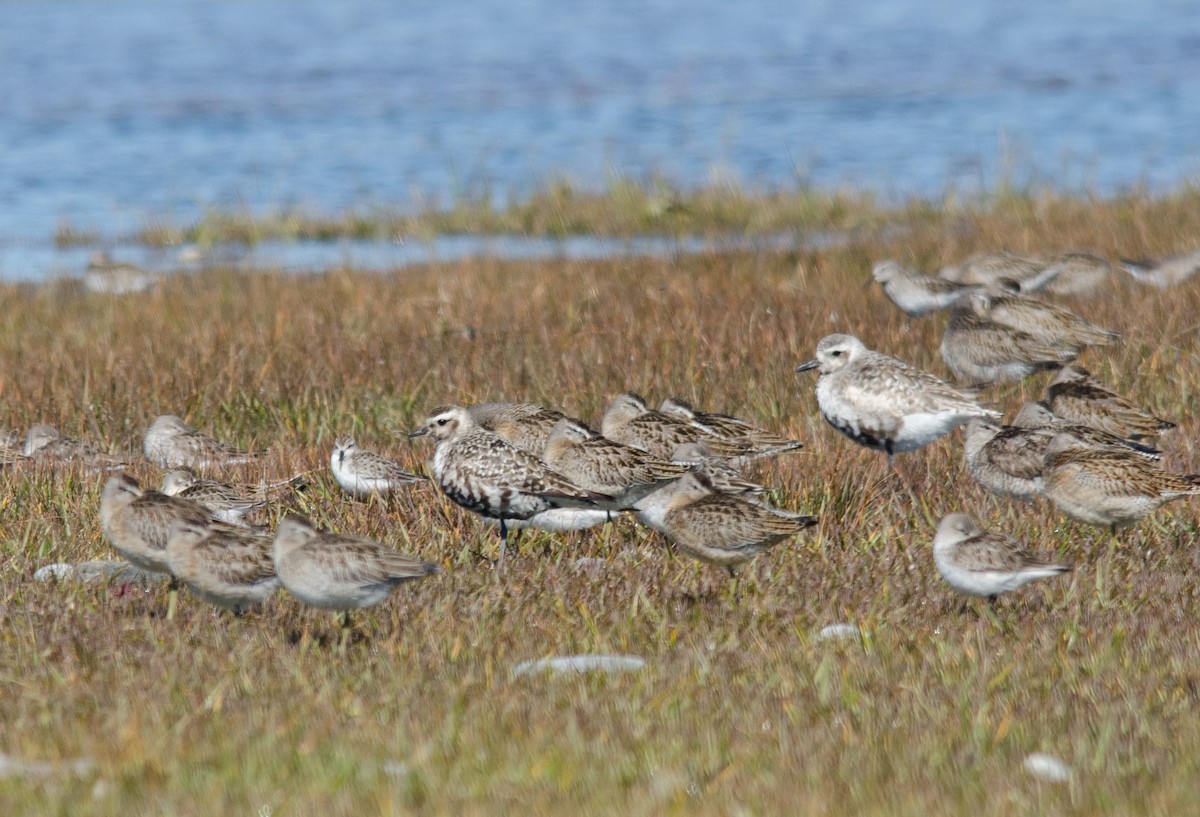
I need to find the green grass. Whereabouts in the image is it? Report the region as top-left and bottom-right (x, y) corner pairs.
(3, 188), (1200, 815)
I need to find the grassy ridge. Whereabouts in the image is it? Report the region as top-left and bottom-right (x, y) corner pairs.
(4, 190), (1200, 815)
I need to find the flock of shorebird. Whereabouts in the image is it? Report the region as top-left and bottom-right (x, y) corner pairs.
(6, 247), (1197, 637)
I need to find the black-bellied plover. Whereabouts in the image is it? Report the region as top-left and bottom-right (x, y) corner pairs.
(465, 402), (568, 456)
(633, 472), (816, 577)
(871, 259), (982, 317)
(83, 251), (160, 295)
(23, 425), (127, 470)
(1042, 433), (1200, 532)
(100, 473), (224, 619)
(795, 334), (1000, 466)
(271, 515), (438, 643)
(143, 415), (261, 469)
(1119, 247), (1200, 288)
(165, 516), (278, 615)
(932, 513), (1069, 605)
(940, 295), (1077, 385)
(330, 435), (425, 499)
(657, 397), (803, 459)
(541, 417), (687, 507)
(1045, 366), (1175, 441)
(600, 392), (749, 460)
(410, 405), (613, 562)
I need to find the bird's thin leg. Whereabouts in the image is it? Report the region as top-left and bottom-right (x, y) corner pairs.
(166, 577), (180, 622)
(498, 519), (509, 570)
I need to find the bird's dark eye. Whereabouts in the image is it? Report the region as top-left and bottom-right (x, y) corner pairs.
(830, 350), (842, 357)
(437, 418), (448, 426)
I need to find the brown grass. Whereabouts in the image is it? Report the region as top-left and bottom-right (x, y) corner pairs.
(2, 190), (1200, 815)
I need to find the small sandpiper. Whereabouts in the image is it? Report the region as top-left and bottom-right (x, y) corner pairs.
(330, 435), (425, 499)
(932, 513), (1069, 606)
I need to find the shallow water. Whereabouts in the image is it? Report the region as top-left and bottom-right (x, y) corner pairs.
(2, 0), (1198, 260)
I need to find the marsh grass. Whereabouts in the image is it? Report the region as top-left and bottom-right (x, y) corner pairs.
(2, 190), (1200, 815)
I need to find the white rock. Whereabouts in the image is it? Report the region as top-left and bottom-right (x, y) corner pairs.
(816, 623), (862, 642)
(511, 654), (646, 679)
(1023, 753), (1072, 783)
(34, 563), (76, 582)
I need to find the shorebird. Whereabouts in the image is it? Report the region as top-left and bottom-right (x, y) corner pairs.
(99, 473), (223, 620)
(465, 402), (568, 456)
(1042, 433), (1200, 532)
(871, 259), (982, 317)
(1036, 253), (1114, 297)
(143, 415), (261, 469)
(969, 289), (1119, 350)
(633, 472), (817, 577)
(932, 513), (1069, 605)
(962, 418), (1051, 501)
(600, 392), (749, 461)
(1120, 247), (1200, 288)
(656, 397), (803, 459)
(541, 417), (688, 506)
(671, 442), (767, 496)
(23, 425), (127, 470)
(271, 515), (438, 645)
(1045, 366), (1175, 441)
(160, 467), (305, 525)
(84, 251), (159, 295)
(330, 435), (425, 499)
(940, 295), (1077, 385)
(410, 405), (613, 563)
(938, 251), (1060, 292)
(795, 334), (1000, 466)
(165, 516), (278, 615)
(1010, 401), (1161, 459)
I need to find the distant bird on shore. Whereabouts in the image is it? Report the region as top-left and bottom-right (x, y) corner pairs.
(160, 467), (305, 525)
(796, 334), (1000, 466)
(84, 251), (159, 295)
(871, 259), (982, 317)
(330, 435), (425, 499)
(1042, 433), (1200, 533)
(100, 473), (224, 620)
(967, 289), (1119, 351)
(1045, 366), (1175, 441)
(143, 415), (261, 469)
(540, 417), (688, 507)
(932, 513), (1069, 605)
(410, 405), (613, 563)
(940, 295), (1077, 385)
(1119, 247), (1200, 288)
(23, 424), (127, 470)
(937, 252), (1061, 292)
(634, 472), (817, 577)
(600, 392), (749, 460)
(1035, 253), (1114, 297)
(656, 397), (803, 459)
(165, 516), (278, 615)
(271, 515), (438, 644)
(465, 402), (568, 456)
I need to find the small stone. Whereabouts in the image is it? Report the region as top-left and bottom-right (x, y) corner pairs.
(1023, 753), (1072, 783)
(73, 561), (170, 586)
(816, 623), (862, 642)
(511, 654), (646, 679)
(34, 563), (76, 582)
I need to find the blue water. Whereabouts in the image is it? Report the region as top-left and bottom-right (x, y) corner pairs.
(1, 0), (1199, 248)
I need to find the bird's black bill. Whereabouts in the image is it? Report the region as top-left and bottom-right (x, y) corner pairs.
(407, 428), (428, 438)
(795, 359), (820, 373)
